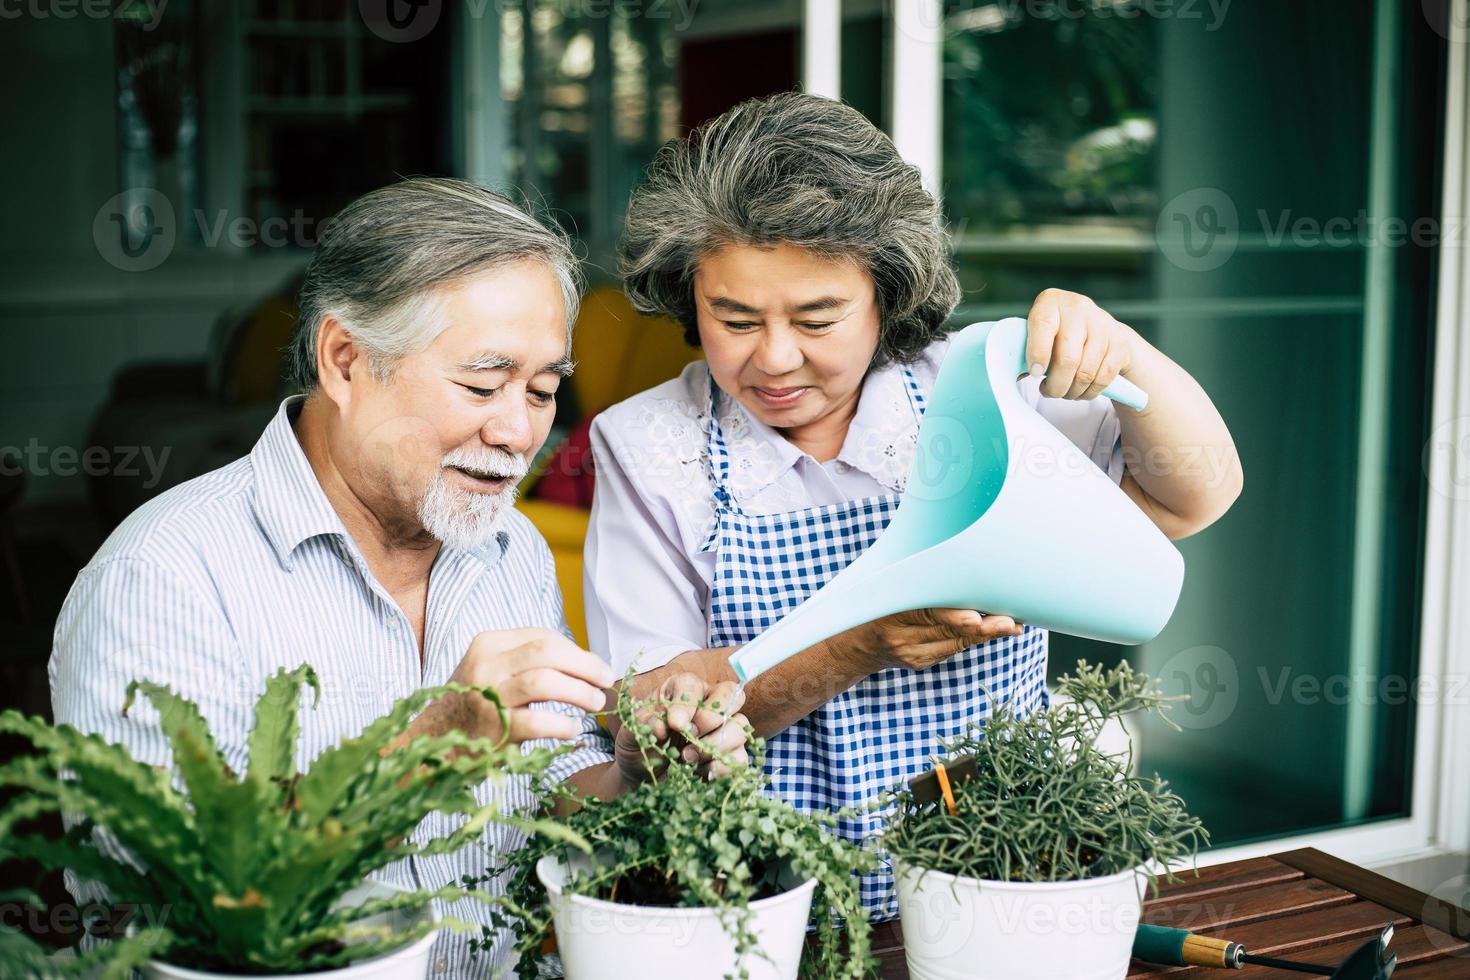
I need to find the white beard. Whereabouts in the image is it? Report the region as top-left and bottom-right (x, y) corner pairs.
(417, 447), (528, 551)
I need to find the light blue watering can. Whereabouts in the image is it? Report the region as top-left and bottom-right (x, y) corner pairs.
(727, 318), (1186, 684)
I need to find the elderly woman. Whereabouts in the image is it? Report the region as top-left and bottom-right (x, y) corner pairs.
(585, 92), (1242, 917)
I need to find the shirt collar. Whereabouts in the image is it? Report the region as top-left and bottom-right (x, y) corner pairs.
(712, 361), (921, 500)
(250, 396), (511, 572)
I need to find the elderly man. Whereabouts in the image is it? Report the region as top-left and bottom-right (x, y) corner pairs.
(49, 177), (748, 977)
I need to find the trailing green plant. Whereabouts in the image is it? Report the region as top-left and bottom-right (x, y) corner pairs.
(884, 660), (1207, 888)
(479, 680), (877, 980)
(0, 664), (587, 975)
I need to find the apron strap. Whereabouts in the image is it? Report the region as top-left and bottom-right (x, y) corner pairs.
(700, 368), (735, 553)
(698, 363), (926, 552)
(900, 364), (928, 418)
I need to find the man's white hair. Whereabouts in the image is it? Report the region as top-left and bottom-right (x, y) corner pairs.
(290, 177), (582, 387)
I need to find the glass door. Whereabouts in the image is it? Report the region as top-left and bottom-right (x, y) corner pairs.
(927, 0), (1451, 856)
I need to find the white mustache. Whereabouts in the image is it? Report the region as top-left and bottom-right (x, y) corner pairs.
(441, 447), (528, 483)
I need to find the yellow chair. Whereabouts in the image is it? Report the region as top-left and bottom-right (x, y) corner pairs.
(517, 499), (593, 645)
(517, 287), (701, 647)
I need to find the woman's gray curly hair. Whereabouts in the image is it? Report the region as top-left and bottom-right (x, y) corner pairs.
(619, 91), (961, 367)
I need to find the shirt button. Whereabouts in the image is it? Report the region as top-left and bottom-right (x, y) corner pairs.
(835, 461), (850, 473)
(434, 958), (447, 974)
(386, 617), (401, 632)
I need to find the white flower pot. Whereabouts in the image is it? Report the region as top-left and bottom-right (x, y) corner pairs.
(894, 861), (1145, 980)
(141, 881), (441, 980)
(536, 854), (817, 980)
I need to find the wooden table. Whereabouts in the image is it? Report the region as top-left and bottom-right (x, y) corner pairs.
(869, 848), (1470, 978)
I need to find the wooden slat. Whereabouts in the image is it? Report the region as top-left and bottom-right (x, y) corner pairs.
(1140, 876), (1355, 933)
(1145, 857), (1305, 903)
(1275, 847), (1470, 944)
(1225, 924), (1469, 979)
(1393, 954), (1470, 977)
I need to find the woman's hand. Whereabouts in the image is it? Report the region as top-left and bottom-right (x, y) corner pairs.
(614, 672), (751, 782)
(1024, 288), (1137, 400)
(825, 608), (1026, 674)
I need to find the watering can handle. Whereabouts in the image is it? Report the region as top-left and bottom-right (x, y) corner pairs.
(1100, 375), (1148, 412)
(1015, 342), (1149, 412)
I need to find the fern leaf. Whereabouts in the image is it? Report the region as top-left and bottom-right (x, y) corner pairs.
(294, 683), (504, 823)
(246, 664), (319, 797)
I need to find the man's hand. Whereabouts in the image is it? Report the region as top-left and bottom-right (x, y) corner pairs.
(406, 628), (615, 748)
(613, 673), (750, 783)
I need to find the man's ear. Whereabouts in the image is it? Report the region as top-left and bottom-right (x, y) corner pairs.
(316, 315), (360, 407)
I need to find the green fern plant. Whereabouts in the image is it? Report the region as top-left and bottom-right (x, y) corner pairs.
(0, 664), (589, 976)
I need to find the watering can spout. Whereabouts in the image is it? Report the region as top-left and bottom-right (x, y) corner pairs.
(726, 318), (1184, 686)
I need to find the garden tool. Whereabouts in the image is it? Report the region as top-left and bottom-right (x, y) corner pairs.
(1132, 922), (1397, 978)
(726, 317), (1185, 687)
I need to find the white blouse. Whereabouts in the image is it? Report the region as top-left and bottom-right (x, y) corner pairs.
(584, 336), (1125, 675)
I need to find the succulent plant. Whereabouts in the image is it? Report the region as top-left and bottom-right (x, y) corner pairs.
(884, 659), (1207, 886)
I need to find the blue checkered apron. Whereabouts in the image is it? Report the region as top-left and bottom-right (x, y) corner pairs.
(698, 366), (1051, 920)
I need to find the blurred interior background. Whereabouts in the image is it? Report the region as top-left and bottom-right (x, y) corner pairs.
(1, 0), (1467, 935)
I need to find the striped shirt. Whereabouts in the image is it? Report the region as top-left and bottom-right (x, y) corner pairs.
(49, 395), (613, 979)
